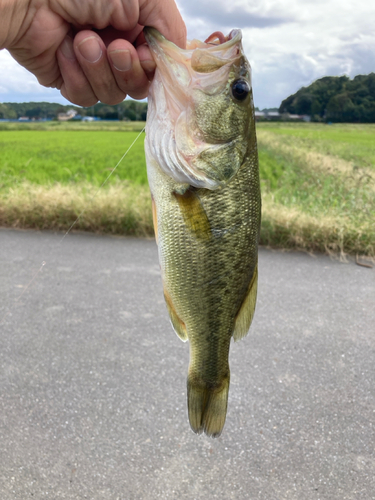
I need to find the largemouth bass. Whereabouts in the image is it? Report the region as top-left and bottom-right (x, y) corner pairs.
(144, 28), (261, 437)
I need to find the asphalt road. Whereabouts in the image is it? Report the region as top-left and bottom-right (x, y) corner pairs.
(1, 228), (375, 500)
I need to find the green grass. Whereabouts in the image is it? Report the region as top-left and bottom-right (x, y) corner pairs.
(257, 123), (375, 255)
(0, 121), (374, 256)
(0, 121), (151, 236)
(257, 122), (375, 169)
(0, 127), (147, 188)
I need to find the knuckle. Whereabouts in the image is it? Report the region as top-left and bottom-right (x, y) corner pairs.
(95, 82), (125, 105)
(72, 95), (98, 107)
(100, 95), (126, 106)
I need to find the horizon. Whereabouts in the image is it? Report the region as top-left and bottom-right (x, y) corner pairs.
(2, 71), (372, 114)
(0, 98), (280, 112)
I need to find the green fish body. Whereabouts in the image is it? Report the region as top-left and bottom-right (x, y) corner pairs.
(145, 28), (261, 437)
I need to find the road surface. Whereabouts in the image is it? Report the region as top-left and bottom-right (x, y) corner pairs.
(1, 228), (374, 499)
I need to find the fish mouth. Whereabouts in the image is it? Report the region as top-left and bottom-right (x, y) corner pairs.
(144, 27), (242, 52)
(144, 27), (242, 80)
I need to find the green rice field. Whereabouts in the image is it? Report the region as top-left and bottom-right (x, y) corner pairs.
(0, 122), (147, 188)
(0, 121), (374, 256)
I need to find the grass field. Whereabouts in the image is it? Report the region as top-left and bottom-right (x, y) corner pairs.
(0, 121), (374, 255)
(258, 122), (375, 169)
(0, 123), (147, 188)
(257, 123), (375, 256)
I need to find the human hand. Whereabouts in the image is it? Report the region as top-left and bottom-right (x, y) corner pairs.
(1, 0), (186, 106)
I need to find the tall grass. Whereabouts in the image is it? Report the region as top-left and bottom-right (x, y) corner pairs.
(0, 182), (153, 236)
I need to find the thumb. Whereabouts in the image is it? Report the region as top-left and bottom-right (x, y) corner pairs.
(138, 0), (186, 49)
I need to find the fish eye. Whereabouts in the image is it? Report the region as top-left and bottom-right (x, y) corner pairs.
(230, 79), (250, 102)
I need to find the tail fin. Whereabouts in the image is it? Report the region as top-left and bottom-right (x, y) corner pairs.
(187, 374), (230, 438)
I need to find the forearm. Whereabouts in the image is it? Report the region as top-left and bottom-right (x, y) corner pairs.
(0, 0), (30, 49)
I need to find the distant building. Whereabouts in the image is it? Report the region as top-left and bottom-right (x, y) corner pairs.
(57, 109), (78, 121)
(255, 111), (265, 120)
(267, 111), (281, 119)
(255, 110), (311, 122)
(255, 110), (281, 121)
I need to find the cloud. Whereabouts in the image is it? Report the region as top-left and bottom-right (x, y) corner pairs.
(235, 0), (375, 107)
(178, 0), (293, 29)
(1, 0), (375, 109)
(0, 51), (40, 95)
(0, 50), (68, 103)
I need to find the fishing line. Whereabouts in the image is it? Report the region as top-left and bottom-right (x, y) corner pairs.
(1, 126), (146, 326)
(59, 126), (145, 244)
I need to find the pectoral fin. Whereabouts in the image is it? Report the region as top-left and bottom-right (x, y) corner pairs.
(163, 287), (188, 342)
(233, 265), (258, 342)
(174, 188), (212, 241)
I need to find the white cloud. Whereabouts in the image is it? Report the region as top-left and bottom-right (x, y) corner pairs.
(0, 50), (68, 103)
(1, 0), (374, 108)
(178, 0), (375, 108)
(0, 50), (42, 94)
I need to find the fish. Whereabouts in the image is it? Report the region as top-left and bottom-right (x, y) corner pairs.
(144, 27), (261, 437)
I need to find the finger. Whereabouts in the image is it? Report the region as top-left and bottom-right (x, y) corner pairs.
(107, 39), (152, 100)
(74, 31), (126, 105)
(137, 43), (156, 79)
(57, 35), (98, 107)
(139, 0), (187, 49)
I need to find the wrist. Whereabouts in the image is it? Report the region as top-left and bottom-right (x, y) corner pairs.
(0, 0), (30, 49)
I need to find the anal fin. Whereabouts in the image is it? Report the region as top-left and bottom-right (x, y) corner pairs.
(233, 264), (258, 342)
(163, 288), (188, 342)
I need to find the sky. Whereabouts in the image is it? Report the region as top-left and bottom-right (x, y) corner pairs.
(0, 0), (374, 109)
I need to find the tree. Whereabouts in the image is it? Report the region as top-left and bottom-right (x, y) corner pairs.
(279, 73), (375, 122)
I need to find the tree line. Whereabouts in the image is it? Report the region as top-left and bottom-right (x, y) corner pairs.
(2, 72), (375, 123)
(279, 73), (375, 122)
(0, 100), (148, 121)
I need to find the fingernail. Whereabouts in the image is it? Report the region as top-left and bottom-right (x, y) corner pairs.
(60, 36), (76, 61)
(77, 36), (102, 63)
(140, 60), (156, 73)
(109, 50), (131, 72)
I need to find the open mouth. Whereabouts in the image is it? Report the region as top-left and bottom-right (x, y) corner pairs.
(144, 27), (241, 53)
